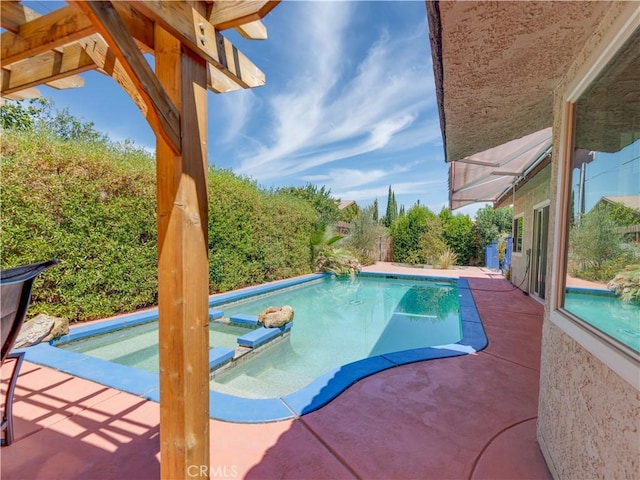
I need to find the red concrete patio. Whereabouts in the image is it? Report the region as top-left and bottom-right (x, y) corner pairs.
(1, 265), (551, 479)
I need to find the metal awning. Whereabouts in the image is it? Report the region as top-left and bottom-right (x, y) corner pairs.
(449, 128), (552, 210)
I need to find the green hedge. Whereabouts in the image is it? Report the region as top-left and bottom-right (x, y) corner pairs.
(1, 129), (315, 322)
(208, 170), (316, 291)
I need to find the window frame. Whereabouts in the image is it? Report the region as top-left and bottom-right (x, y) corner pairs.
(549, 15), (640, 388)
(512, 214), (524, 254)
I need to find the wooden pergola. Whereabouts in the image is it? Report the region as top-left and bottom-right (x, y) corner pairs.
(1, 1), (280, 478)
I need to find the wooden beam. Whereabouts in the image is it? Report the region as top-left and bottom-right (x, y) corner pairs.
(0, 1), (40, 33)
(126, 1), (265, 88)
(1, 87), (41, 101)
(208, 1), (279, 30)
(74, 1), (181, 154)
(102, 2), (249, 94)
(76, 35), (148, 117)
(46, 76), (85, 90)
(0, 44), (93, 95)
(155, 25), (210, 480)
(235, 20), (267, 40)
(0, 5), (95, 66)
(208, 64), (241, 93)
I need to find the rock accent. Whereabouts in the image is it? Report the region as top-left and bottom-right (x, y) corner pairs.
(14, 314), (69, 348)
(258, 305), (294, 328)
(43, 315), (70, 342)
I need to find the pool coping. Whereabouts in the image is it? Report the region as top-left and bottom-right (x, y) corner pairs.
(16, 272), (487, 423)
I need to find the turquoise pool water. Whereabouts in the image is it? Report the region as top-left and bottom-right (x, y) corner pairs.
(565, 290), (639, 352)
(60, 320), (252, 372)
(212, 275), (460, 397)
(60, 275), (461, 399)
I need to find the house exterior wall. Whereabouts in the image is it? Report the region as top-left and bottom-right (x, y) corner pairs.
(507, 165), (551, 293)
(539, 2), (639, 478)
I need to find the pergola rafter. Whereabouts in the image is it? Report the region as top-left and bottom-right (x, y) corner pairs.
(0, 2), (280, 479)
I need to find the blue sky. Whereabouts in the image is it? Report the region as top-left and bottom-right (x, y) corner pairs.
(26, 1), (483, 217)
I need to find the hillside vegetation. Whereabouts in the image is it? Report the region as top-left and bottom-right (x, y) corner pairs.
(1, 127), (315, 322)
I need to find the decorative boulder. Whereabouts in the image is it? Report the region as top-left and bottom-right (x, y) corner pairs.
(258, 305), (294, 328)
(42, 315), (70, 342)
(14, 314), (70, 348)
(14, 314), (54, 348)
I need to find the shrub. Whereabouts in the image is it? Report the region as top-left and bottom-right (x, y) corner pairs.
(2, 129), (318, 321)
(208, 169), (316, 292)
(437, 248), (458, 269)
(1, 129), (158, 321)
(343, 205), (386, 266)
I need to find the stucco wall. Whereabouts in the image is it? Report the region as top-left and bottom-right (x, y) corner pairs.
(509, 165), (551, 293)
(538, 2), (639, 479)
(538, 321), (640, 478)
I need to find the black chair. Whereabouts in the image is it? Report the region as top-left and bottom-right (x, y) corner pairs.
(1, 259), (58, 446)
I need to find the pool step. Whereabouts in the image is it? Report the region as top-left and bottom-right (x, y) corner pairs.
(209, 308), (224, 320)
(229, 313), (259, 326)
(237, 323), (292, 348)
(208, 346), (234, 370)
(248, 365), (313, 389)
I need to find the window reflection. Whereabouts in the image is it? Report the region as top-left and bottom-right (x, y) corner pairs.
(564, 29), (639, 352)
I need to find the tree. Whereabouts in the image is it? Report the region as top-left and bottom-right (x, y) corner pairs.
(343, 205), (386, 265)
(383, 186), (398, 227)
(372, 198), (379, 223)
(278, 184), (341, 227)
(1, 97), (107, 143)
(441, 210), (475, 265)
(473, 205), (513, 247)
(0, 98), (47, 130)
(569, 207), (632, 281)
(391, 205), (446, 264)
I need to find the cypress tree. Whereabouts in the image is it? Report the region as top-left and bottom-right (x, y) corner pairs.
(372, 198), (379, 223)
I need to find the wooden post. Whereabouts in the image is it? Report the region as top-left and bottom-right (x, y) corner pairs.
(155, 25), (210, 479)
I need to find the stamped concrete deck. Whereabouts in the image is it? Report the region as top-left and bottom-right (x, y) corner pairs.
(1, 264), (551, 479)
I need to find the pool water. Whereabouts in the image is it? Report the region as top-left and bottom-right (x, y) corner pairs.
(565, 291), (640, 352)
(60, 275), (461, 398)
(60, 320), (252, 373)
(211, 276), (460, 397)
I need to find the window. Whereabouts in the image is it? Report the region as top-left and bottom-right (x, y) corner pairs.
(513, 215), (523, 253)
(561, 28), (639, 354)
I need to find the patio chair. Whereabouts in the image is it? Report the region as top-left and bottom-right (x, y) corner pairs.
(1, 259), (58, 446)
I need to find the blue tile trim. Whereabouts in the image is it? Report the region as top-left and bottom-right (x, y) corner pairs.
(282, 356), (396, 416)
(21, 343), (158, 397)
(237, 325), (289, 348)
(208, 273), (328, 307)
(19, 273), (488, 423)
(229, 313), (259, 326)
(209, 347), (234, 369)
(52, 310), (158, 346)
(565, 286), (615, 296)
(209, 309), (224, 320)
(359, 271), (457, 284)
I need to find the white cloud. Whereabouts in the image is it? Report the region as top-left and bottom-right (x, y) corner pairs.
(334, 180), (443, 202)
(217, 90), (257, 145)
(235, 6), (435, 182)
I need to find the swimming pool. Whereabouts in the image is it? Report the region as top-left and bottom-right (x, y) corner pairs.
(19, 272), (487, 422)
(565, 288), (640, 352)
